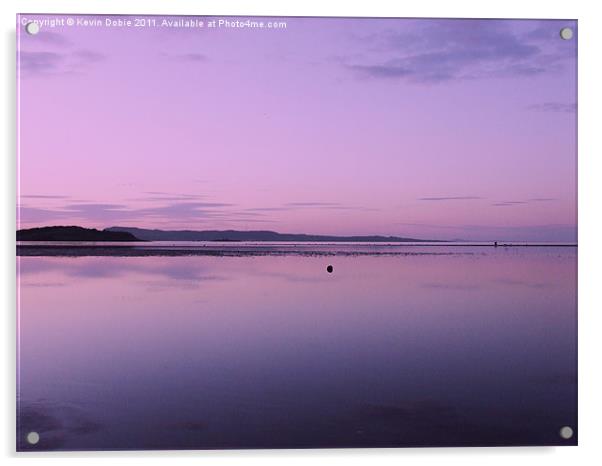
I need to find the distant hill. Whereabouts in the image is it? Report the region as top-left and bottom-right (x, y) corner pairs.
(17, 226), (141, 242)
(105, 226), (433, 242)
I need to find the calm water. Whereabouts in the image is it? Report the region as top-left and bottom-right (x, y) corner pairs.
(17, 246), (577, 450)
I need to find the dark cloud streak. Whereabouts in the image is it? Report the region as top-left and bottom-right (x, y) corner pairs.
(418, 196), (482, 201)
(18, 48), (106, 77)
(527, 102), (576, 113)
(345, 20), (575, 84)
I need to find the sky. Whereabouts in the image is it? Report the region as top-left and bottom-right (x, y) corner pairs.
(17, 15), (577, 241)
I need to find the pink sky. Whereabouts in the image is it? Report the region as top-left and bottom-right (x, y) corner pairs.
(17, 15), (577, 241)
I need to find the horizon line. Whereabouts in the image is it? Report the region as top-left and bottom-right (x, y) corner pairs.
(15, 224), (577, 245)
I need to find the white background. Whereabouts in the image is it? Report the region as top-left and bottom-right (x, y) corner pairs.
(1, 0), (600, 464)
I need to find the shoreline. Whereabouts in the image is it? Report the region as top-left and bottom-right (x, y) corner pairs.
(16, 242), (578, 257)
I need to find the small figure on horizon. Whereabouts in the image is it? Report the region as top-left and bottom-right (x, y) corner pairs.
(494, 241), (498, 248)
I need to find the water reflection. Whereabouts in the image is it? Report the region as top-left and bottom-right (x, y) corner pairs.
(17, 399), (103, 451)
(17, 247), (577, 450)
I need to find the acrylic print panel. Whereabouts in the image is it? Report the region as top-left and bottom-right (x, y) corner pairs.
(16, 14), (577, 451)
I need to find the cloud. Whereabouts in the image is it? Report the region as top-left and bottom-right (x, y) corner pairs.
(397, 222), (468, 230)
(244, 202), (379, 213)
(19, 51), (63, 74)
(491, 201), (528, 207)
(172, 52), (208, 62)
(18, 196), (380, 228)
(491, 198), (557, 207)
(345, 20), (575, 84)
(416, 196), (557, 206)
(418, 196), (482, 201)
(18, 48), (106, 77)
(348, 63), (414, 79)
(135, 202), (234, 220)
(28, 30), (72, 47)
(18, 206), (71, 223)
(17, 199), (276, 228)
(285, 202), (344, 207)
(18, 203), (138, 224)
(524, 22), (576, 43)
(19, 194), (70, 199)
(246, 207), (291, 212)
(527, 102), (577, 113)
(72, 49), (106, 63)
(57, 201), (238, 222)
(281, 201), (378, 211)
(161, 52), (209, 65)
(128, 192), (207, 202)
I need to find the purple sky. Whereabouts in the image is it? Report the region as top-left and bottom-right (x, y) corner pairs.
(17, 15), (577, 241)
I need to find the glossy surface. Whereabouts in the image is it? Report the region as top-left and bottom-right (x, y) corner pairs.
(17, 246), (577, 450)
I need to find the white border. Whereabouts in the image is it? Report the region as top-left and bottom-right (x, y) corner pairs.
(3, 1), (601, 465)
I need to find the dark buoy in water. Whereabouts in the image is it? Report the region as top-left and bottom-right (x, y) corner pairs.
(326, 265), (333, 273)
